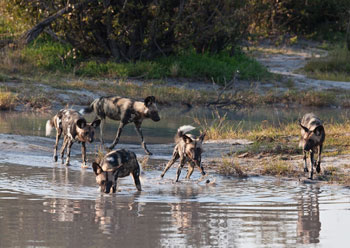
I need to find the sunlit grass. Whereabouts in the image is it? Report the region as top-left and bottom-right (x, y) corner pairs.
(303, 45), (350, 82)
(0, 90), (18, 110)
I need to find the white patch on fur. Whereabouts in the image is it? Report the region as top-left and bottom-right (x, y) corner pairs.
(67, 127), (74, 140)
(45, 120), (53, 136)
(106, 156), (115, 163)
(178, 125), (196, 134)
(79, 108), (86, 115)
(117, 156), (122, 165)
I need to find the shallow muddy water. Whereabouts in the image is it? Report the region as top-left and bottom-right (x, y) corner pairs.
(0, 106), (350, 247)
(1, 163), (350, 247)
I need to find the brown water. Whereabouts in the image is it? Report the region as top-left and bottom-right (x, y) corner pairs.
(0, 107), (350, 247)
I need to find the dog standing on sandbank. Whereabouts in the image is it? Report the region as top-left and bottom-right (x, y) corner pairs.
(299, 113), (325, 180)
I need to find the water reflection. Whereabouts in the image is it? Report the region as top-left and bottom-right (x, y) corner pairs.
(1, 165), (350, 247)
(297, 186), (321, 244)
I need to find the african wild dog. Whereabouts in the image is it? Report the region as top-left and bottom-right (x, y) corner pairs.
(92, 149), (142, 193)
(46, 109), (101, 167)
(160, 125), (206, 182)
(299, 113), (325, 179)
(80, 96), (160, 155)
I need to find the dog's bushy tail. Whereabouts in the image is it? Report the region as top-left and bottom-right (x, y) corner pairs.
(45, 119), (54, 136)
(79, 98), (99, 115)
(175, 125), (195, 142)
(178, 125), (195, 136)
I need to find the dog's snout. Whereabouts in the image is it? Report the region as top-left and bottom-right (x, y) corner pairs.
(153, 116), (160, 122)
(104, 181), (113, 194)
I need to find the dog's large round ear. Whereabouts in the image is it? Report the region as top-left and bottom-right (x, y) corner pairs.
(144, 96), (156, 107)
(182, 134), (193, 144)
(91, 119), (101, 128)
(314, 126), (324, 136)
(299, 120), (309, 133)
(92, 162), (103, 175)
(77, 118), (87, 129)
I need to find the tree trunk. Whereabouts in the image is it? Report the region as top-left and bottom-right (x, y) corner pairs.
(20, 0), (97, 45)
(347, 11), (350, 51)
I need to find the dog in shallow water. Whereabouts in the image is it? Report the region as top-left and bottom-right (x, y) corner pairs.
(160, 125), (206, 182)
(92, 149), (142, 193)
(79, 95), (160, 155)
(46, 109), (101, 167)
(299, 113), (325, 180)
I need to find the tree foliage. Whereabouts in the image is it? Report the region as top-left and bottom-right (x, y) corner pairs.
(4, 0), (350, 59)
(5, 0), (248, 61)
(248, 0), (350, 38)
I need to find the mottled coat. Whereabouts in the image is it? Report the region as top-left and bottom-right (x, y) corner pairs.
(299, 113), (325, 179)
(92, 149), (141, 193)
(80, 96), (160, 155)
(161, 125), (206, 182)
(46, 109), (101, 167)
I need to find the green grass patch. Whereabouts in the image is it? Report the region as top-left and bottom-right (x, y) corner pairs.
(303, 45), (350, 82)
(0, 38), (270, 83)
(22, 39), (78, 72)
(76, 51), (270, 83)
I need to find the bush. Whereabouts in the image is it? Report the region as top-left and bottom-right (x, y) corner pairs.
(5, 0), (248, 61)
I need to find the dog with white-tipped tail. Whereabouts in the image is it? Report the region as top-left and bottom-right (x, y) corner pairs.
(46, 109), (101, 167)
(160, 125), (206, 182)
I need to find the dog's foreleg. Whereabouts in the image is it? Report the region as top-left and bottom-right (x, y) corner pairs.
(53, 128), (62, 162)
(303, 150), (308, 172)
(161, 150), (179, 178)
(316, 144), (322, 173)
(132, 167), (142, 191)
(185, 162), (195, 179)
(309, 151), (315, 179)
(81, 142), (88, 168)
(108, 122), (125, 150)
(99, 118), (105, 145)
(134, 122), (152, 155)
(112, 171), (119, 193)
(60, 136), (68, 164)
(64, 139), (74, 166)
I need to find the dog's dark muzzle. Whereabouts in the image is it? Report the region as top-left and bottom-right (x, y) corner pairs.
(102, 181), (113, 194)
(152, 116), (160, 122)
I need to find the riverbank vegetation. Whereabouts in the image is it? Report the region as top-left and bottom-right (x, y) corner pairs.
(2, 0), (350, 85)
(200, 113), (350, 185)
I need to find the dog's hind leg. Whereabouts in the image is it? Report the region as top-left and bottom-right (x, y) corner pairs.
(303, 150), (308, 172)
(316, 144), (322, 173)
(197, 162), (206, 176)
(134, 121), (152, 155)
(53, 127), (62, 162)
(175, 157), (186, 182)
(161, 150), (179, 178)
(185, 162), (195, 179)
(108, 122), (125, 150)
(64, 140), (74, 166)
